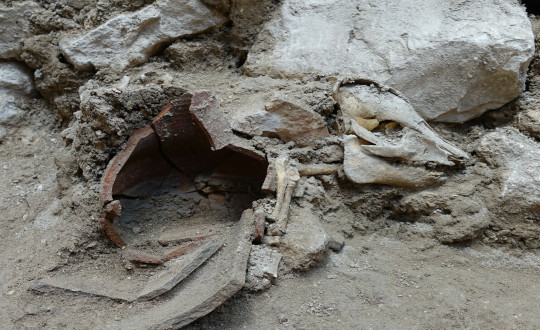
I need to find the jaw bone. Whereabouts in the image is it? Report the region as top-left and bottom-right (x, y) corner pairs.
(333, 78), (469, 165)
(343, 135), (446, 189)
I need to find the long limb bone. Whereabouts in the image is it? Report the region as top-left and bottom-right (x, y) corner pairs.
(267, 156), (341, 236)
(268, 179), (298, 236)
(298, 163), (342, 176)
(267, 155), (300, 230)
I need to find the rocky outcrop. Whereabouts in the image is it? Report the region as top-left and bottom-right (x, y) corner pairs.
(245, 0), (534, 123)
(60, 0), (225, 71)
(0, 1), (39, 59)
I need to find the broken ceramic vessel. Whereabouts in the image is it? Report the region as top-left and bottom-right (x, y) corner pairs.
(334, 78), (469, 188)
(33, 90), (273, 329)
(101, 91), (268, 260)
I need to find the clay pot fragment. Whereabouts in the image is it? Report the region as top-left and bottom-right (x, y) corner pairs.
(100, 90), (268, 256)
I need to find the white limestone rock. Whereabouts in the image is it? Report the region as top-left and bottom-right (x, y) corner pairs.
(245, 0), (534, 123)
(0, 1), (40, 59)
(60, 0), (225, 72)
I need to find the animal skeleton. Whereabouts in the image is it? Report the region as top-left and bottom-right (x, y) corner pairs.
(266, 78), (469, 233)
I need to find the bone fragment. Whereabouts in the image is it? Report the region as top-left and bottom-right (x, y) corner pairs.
(343, 135), (446, 189)
(297, 163), (342, 176)
(361, 128), (456, 166)
(340, 114), (384, 145)
(264, 158), (340, 236)
(334, 78), (469, 164)
(267, 155), (299, 235)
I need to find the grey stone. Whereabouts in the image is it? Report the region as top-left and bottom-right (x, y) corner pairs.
(280, 206), (328, 271)
(0, 62), (36, 125)
(245, 245), (282, 292)
(232, 98), (329, 147)
(0, 62), (36, 95)
(433, 201), (491, 244)
(0, 126), (6, 141)
(60, 0), (225, 71)
(327, 233), (345, 252)
(318, 145), (344, 164)
(245, 0), (534, 123)
(477, 127), (540, 208)
(517, 107), (540, 140)
(0, 1), (39, 59)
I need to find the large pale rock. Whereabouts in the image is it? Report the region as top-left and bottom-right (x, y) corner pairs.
(60, 0), (225, 71)
(477, 128), (540, 208)
(0, 62), (36, 124)
(245, 0), (534, 123)
(0, 1), (39, 59)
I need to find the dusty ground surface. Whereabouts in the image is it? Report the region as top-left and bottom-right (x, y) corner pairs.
(2, 1), (540, 329)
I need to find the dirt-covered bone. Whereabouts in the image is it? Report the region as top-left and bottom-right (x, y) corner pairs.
(333, 78), (469, 165)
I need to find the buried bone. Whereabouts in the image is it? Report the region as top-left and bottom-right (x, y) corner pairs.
(267, 155), (300, 235)
(266, 156), (341, 236)
(333, 78), (469, 165)
(332, 78), (468, 187)
(343, 135), (446, 189)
